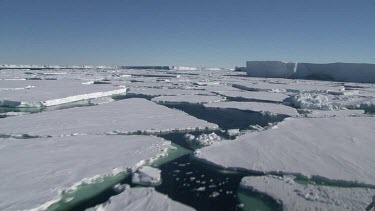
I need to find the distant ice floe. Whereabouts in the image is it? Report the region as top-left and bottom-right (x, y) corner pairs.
(152, 95), (225, 104)
(233, 80), (344, 93)
(0, 98), (218, 137)
(204, 101), (299, 117)
(0, 80), (126, 107)
(241, 176), (373, 211)
(196, 117), (375, 185)
(128, 87), (214, 98)
(92, 186), (194, 211)
(246, 61), (375, 83)
(0, 135), (172, 211)
(214, 90), (289, 103)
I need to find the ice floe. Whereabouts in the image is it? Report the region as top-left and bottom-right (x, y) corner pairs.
(0, 98), (218, 137)
(93, 186), (194, 211)
(0, 80), (126, 107)
(214, 90), (289, 103)
(197, 117), (375, 185)
(184, 132), (222, 147)
(0, 135), (172, 210)
(241, 175), (374, 211)
(132, 166), (162, 186)
(152, 95), (225, 104)
(204, 101), (299, 116)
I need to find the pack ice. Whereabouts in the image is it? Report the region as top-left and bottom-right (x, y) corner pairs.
(0, 135), (172, 210)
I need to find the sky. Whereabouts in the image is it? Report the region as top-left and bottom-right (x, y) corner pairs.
(0, 0), (374, 67)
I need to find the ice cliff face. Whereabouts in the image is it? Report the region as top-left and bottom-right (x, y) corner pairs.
(246, 61), (375, 83)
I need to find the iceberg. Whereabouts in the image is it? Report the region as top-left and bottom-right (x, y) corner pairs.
(246, 61), (375, 83)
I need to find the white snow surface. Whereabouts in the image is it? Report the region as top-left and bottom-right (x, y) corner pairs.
(241, 176), (374, 211)
(204, 101), (299, 116)
(94, 187), (194, 211)
(0, 135), (172, 211)
(0, 98), (218, 137)
(197, 117), (375, 185)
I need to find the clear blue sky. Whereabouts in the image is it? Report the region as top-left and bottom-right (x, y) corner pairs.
(0, 0), (374, 67)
